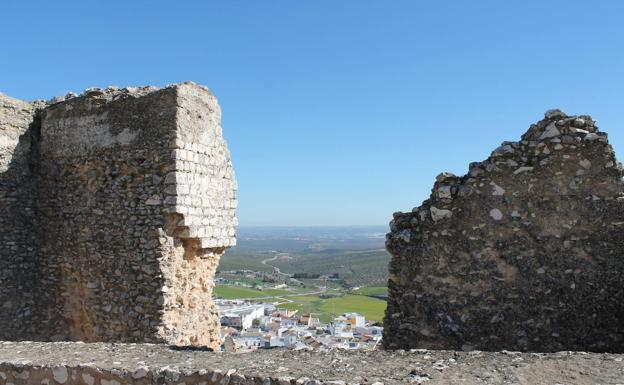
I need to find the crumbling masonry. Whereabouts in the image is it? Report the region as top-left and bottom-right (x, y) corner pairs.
(0, 83), (236, 348)
(384, 110), (624, 352)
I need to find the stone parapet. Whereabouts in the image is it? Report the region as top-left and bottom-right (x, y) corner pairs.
(0, 342), (622, 385)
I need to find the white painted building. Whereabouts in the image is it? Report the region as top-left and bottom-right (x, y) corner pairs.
(343, 312), (366, 328)
(218, 303), (265, 330)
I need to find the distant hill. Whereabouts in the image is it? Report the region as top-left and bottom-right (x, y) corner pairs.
(269, 248), (390, 288)
(218, 226), (389, 288)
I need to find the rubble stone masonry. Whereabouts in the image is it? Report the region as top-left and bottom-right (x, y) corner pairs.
(384, 110), (624, 352)
(0, 83), (236, 348)
(0, 341), (622, 385)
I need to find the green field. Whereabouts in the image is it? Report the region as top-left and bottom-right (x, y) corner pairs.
(214, 285), (387, 323)
(319, 294), (386, 321)
(274, 293), (386, 322)
(213, 285), (291, 299)
(352, 286), (388, 297)
(214, 233), (389, 322)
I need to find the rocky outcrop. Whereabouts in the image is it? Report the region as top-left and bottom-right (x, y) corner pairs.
(0, 83), (237, 348)
(384, 110), (624, 352)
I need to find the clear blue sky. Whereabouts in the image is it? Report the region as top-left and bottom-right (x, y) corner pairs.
(2, 1), (623, 226)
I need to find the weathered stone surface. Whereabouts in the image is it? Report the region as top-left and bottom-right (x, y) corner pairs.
(0, 93), (41, 339)
(0, 83), (237, 348)
(384, 110), (624, 352)
(0, 342), (622, 385)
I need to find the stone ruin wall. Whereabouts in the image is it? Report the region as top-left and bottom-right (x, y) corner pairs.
(0, 95), (41, 338)
(0, 83), (236, 348)
(384, 110), (624, 353)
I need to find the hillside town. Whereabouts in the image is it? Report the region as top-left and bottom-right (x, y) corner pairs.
(216, 299), (383, 351)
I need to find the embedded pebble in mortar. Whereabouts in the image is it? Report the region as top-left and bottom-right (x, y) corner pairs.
(538, 122), (560, 140)
(437, 186), (452, 199)
(491, 182), (505, 196)
(544, 109), (567, 119)
(132, 367), (149, 379)
(82, 373), (95, 385)
(52, 367), (68, 384)
(489, 208), (503, 221)
(430, 207), (453, 222)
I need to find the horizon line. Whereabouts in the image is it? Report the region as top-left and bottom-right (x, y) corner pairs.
(237, 224), (388, 228)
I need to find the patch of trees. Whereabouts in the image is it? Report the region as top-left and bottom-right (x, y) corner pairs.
(293, 273), (321, 279)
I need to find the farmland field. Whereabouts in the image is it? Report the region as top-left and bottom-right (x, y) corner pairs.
(217, 251), (274, 273)
(213, 286), (291, 299)
(214, 226), (389, 322)
(319, 294), (386, 321)
(214, 285), (387, 323)
(352, 286), (388, 297)
(269, 249), (390, 288)
(219, 226), (390, 289)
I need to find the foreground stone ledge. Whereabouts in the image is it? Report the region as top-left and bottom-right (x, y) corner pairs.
(0, 342), (622, 385)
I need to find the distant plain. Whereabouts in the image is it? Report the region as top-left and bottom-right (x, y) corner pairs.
(215, 226), (389, 321)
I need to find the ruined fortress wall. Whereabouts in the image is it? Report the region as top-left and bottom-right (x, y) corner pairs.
(384, 110), (624, 352)
(157, 85), (237, 347)
(35, 86), (180, 343)
(0, 83), (236, 348)
(0, 94), (40, 339)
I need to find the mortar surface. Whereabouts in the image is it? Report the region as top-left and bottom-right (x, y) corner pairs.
(0, 342), (622, 384)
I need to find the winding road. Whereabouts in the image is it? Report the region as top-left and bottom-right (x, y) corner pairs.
(261, 255), (288, 276)
(225, 254), (327, 303)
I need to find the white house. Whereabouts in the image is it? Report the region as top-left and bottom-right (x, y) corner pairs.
(219, 304), (265, 330)
(343, 312), (366, 328)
